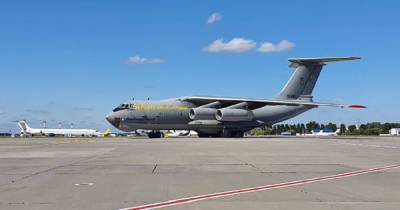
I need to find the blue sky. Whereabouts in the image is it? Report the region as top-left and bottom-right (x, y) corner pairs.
(1, 1), (399, 132)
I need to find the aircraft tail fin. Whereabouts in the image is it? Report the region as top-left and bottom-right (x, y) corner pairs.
(335, 128), (341, 134)
(102, 129), (111, 137)
(17, 120), (31, 132)
(276, 57), (360, 100)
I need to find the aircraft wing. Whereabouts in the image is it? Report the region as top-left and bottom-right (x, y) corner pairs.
(181, 96), (366, 110)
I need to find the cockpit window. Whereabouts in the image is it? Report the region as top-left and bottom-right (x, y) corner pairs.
(113, 103), (127, 112)
(113, 103), (135, 112)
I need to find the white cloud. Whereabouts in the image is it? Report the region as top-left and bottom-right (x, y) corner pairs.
(25, 109), (50, 115)
(258, 40), (295, 53)
(126, 56), (163, 64)
(207, 12), (222, 24)
(203, 38), (256, 53)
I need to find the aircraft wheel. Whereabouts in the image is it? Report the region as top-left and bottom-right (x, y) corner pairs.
(233, 131), (244, 138)
(197, 132), (210, 138)
(198, 132), (221, 138)
(148, 131), (163, 138)
(222, 129), (232, 138)
(221, 130), (244, 138)
(210, 133), (222, 138)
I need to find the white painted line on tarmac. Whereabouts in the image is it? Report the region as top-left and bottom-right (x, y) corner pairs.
(74, 182), (94, 186)
(118, 164), (400, 210)
(333, 141), (400, 149)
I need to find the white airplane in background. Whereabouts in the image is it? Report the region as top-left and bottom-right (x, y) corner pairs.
(17, 120), (110, 137)
(304, 129), (340, 136)
(165, 130), (198, 137)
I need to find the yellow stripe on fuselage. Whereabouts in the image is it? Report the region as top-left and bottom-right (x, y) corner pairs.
(131, 104), (189, 111)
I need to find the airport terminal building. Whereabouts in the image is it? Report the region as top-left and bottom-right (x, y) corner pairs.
(389, 128), (400, 136)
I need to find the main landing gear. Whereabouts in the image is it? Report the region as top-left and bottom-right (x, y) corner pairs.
(148, 131), (164, 138)
(222, 130), (244, 138)
(197, 130), (245, 138)
(197, 132), (221, 138)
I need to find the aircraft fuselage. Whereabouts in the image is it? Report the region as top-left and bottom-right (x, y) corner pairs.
(106, 98), (311, 135)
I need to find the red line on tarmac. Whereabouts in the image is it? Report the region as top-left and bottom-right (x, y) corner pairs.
(119, 164), (400, 210)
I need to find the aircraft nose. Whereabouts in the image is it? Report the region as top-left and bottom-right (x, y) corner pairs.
(106, 112), (113, 123)
(106, 112), (119, 128)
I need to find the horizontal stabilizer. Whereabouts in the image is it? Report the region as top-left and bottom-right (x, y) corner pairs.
(289, 57), (360, 64)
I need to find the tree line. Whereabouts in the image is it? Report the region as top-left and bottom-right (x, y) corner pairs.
(249, 122), (400, 136)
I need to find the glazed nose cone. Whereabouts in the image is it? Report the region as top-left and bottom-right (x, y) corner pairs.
(106, 112), (119, 128)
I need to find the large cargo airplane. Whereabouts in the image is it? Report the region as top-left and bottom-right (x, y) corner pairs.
(106, 57), (366, 138)
(17, 120), (110, 137)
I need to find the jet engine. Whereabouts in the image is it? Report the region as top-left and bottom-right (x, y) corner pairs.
(215, 108), (253, 122)
(189, 108), (217, 120)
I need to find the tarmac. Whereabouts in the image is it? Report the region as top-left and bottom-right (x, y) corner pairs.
(0, 136), (400, 210)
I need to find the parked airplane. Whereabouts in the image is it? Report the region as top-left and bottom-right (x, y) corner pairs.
(165, 130), (198, 137)
(17, 120), (110, 137)
(106, 57), (366, 138)
(304, 129), (340, 136)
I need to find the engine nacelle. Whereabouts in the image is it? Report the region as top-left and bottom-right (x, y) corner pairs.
(215, 108), (253, 122)
(189, 108), (217, 120)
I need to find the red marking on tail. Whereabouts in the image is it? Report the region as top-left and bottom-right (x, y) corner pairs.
(348, 105), (367, 108)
